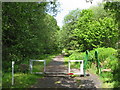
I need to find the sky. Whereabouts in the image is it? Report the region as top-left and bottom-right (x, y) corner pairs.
(54, 0), (103, 28)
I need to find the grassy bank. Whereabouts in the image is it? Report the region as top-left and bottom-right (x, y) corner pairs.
(2, 54), (58, 88)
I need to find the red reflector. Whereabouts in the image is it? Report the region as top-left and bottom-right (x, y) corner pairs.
(68, 73), (74, 75)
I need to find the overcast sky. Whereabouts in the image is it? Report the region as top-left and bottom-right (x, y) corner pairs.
(54, 0), (103, 28)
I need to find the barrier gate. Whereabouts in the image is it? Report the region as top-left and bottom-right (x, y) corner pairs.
(12, 50), (101, 85)
(29, 59), (84, 76)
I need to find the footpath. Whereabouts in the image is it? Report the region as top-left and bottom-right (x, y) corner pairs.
(31, 55), (102, 88)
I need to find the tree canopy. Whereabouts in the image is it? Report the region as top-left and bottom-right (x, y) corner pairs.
(58, 4), (119, 51)
(2, 2), (60, 72)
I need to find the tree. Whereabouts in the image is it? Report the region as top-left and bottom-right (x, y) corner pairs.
(89, 3), (110, 19)
(61, 9), (118, 51)
(2, 2), (59, 72)
(104, 1), (120, 87)
(57, 9), (81, 50)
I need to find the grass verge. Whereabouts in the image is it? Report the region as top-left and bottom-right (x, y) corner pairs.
(2, 54), (58, 88)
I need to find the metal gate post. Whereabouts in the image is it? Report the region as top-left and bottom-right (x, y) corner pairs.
(44, 60), (46, 73)
(84, 50), (89, 76)
(12, 61), (15, 85)
(68, 61), (70, 73)
(30, 60), (46, 74)
(80, 60), (84, 75)
(95, 51), (101, 75)
(30, 60), (33, 74)
(68, 60), (84, 75)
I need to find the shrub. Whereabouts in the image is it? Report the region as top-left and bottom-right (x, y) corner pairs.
(89, 47), (118, 70)
(67, 47), (118, 88)
(68, 47), (118, 70)
(69, 52), (85, 60)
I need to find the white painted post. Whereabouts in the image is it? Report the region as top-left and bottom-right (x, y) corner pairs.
(68, 61), (70, 73)
(12, 61), (15, 85)
(44, 60), (46, 72)
(80, 61), (84, 74)
(30, 60), (33, 74)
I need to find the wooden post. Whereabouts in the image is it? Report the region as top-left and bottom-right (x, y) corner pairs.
(12, 61), (15, 85)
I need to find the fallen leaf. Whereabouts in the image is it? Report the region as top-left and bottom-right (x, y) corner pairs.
(55, 81), (61, 84)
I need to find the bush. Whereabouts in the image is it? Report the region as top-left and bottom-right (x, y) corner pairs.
(69, 51), (85, 60)
(67, 47), (119, 88)
(89, 47), (118, 70)
(89, 47), (119, 88)
(68, 47), (118, 71)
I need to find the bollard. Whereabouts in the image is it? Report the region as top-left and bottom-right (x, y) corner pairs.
(12, 61), (15, 85)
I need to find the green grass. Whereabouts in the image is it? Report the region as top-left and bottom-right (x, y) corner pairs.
(32, 62), (44, 72)
(32, 54), (57, 72)
(2, 73), (43, 88)
(88, 65), (115, 88)
(2, 54), (59, 88)
(64, 56), (81, 73)
(64, 56), (69, 64)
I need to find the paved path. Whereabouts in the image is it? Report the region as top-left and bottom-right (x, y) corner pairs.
(31, 55), (102, 88)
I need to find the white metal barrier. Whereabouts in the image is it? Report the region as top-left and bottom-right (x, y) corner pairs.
(29, 60), (84, 75)
(68, 60), (84, 75)
(12, 59), (84, 85)
(29, 60), (46, 74)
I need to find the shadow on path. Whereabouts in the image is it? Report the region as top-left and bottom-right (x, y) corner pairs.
(31, 55), (99, 88)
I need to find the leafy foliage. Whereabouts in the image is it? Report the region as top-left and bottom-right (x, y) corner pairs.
(56, 9), (81, 50)
(89, 3), (110, 19)
(104, 1), (120, 22)
(68, 47), (118, 70)
(59, 8), (118, 51)
(104, 2), (120, 88)
(2, 2), (60, 72)
(89, 47), (118, 69)
(69, 52), (85, 60)
(64, 47), (118, 88)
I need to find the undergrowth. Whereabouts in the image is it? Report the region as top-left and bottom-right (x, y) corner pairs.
(63, 47), (119, 88)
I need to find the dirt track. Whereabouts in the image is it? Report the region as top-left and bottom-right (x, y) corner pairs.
(31, 55), (102, 88)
